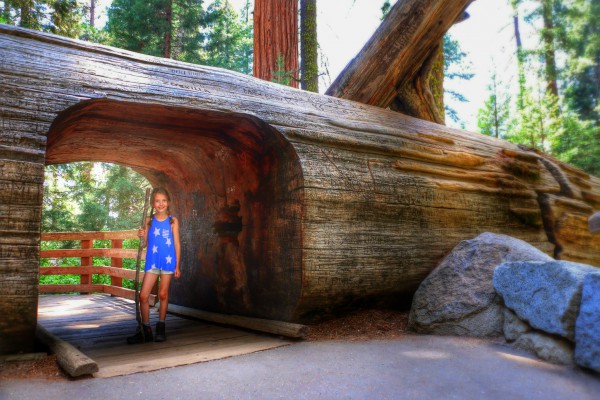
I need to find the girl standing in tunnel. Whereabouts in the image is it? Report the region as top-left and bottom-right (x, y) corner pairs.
(127, 187), (181, 344)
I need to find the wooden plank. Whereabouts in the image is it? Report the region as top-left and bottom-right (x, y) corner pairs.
(38, 284), (104, 293)
(39, 265), (147, 281)
(93, 337), (288, 378)
(111, 239), (123, 287)
(40, 248), (141, 259)
(36, 294), (289, 378)
(86, 329), (249, 359)
(41, 230), (138, 241)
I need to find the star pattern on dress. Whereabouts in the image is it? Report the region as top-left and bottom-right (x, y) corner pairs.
(151, 263), (156, 269)
(165, 237), (172, 247)
(154, 227), (160, 237)
(152, 245), (158, 254)
(166, 255), (172, 264)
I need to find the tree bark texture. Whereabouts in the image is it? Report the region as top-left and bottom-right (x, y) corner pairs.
(90, 0), (96, 28)
(326, 0), (472, 109)
(253, 0), (298, 87)
(163, 0), (173, 59)
(300, 0), (318, 92)
(1, 25), (599, 354)
(390, 41), (445, 124)
(541, 0), (559, 97)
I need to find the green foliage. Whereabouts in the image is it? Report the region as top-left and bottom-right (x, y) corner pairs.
(551, 113), (600, 176)
(49, 0), (84, 37)
(443, 34), (474, 124)
(42, 162), (148, 286)
(107, 0), (172, 57)
(43, 162), (150, 233)
(79, 22), (112, 44)
(380, 0), (391, 19)
(271, 53), (295, 86)
(300, 0), (318, 92)
(1, 0), (85, 36)
(559, 0), (599, 124)
(199, 0), (253, 73)
(506, 89), (562, 152)
(485, 0), (599, 177)
(477, 71), (512, 139)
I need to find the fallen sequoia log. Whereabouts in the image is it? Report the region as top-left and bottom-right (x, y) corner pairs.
(326, 0), (473, 113)
(0, 25), (599, 353)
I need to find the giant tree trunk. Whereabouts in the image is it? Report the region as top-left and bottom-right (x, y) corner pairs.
(253, 0), (298, 87)
(326, 0), (472, 115)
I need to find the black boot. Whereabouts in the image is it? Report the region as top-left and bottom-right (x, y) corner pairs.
(127, 324), (153, 344)
(155, 321), (166, 342)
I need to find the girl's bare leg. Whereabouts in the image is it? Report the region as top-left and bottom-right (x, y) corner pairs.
(157, 274), (173, 321)
(139, 272), (159, 323)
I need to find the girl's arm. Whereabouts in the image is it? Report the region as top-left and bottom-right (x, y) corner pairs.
(172, 217), (181, 279)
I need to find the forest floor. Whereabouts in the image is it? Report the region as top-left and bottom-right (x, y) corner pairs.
(0, 308), (410, 382)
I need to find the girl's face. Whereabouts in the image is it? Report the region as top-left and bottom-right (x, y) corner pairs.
(153, 193), (169, 213)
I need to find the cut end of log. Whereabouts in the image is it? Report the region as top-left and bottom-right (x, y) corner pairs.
(35, 325), (98, 377)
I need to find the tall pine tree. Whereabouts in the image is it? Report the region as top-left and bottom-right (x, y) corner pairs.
(107, 0), (204, 60)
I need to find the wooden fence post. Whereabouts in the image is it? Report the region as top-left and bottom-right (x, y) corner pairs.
(110, 239), (123, 290)
(80, 239), (92, 294)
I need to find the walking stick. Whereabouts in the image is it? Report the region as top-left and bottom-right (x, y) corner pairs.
(134, 188), (152, 334)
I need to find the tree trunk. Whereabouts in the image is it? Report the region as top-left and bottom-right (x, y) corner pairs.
(390, 40), (445, 124)
(541, 0), (559, 97)
(326, 0), (472, 110)
(300, 0), (318, 92)
(19, 1), (34, 29)
(163, 0), (173, 59)
(253, 0), (298, 87)
(512, 0), (526, 111)
(90, 0), (96, 28)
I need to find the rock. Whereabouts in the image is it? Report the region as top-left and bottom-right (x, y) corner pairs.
(503, 308), (531, 342)
(574, 272), (600, 372)
(494, 260), (598, 341)
(514, 332), (574, 365)
(408, 232), (552, 337)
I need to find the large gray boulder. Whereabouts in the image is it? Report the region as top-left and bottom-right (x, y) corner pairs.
(574, 272), (600, 372)
(514, 332), (574, 366)
(494, 260), (597, 341)
(408, 232), (552, 337)
(503, 308), (531, 342)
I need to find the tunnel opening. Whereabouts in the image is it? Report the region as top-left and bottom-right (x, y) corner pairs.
(45, 98), (304, 322)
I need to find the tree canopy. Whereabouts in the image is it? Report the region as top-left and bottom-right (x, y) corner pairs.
(477, 0), (598, 176)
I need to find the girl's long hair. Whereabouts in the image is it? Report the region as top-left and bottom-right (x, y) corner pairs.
(147, 187), (174, 227)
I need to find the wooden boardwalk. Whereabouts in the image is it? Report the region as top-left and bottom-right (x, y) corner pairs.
(38, 294), (290, 378)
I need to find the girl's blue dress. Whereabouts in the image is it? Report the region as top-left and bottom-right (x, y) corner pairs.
(145, 216), (176, 272)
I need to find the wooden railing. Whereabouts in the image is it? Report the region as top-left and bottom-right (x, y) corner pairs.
(39, 230), (156, 304)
